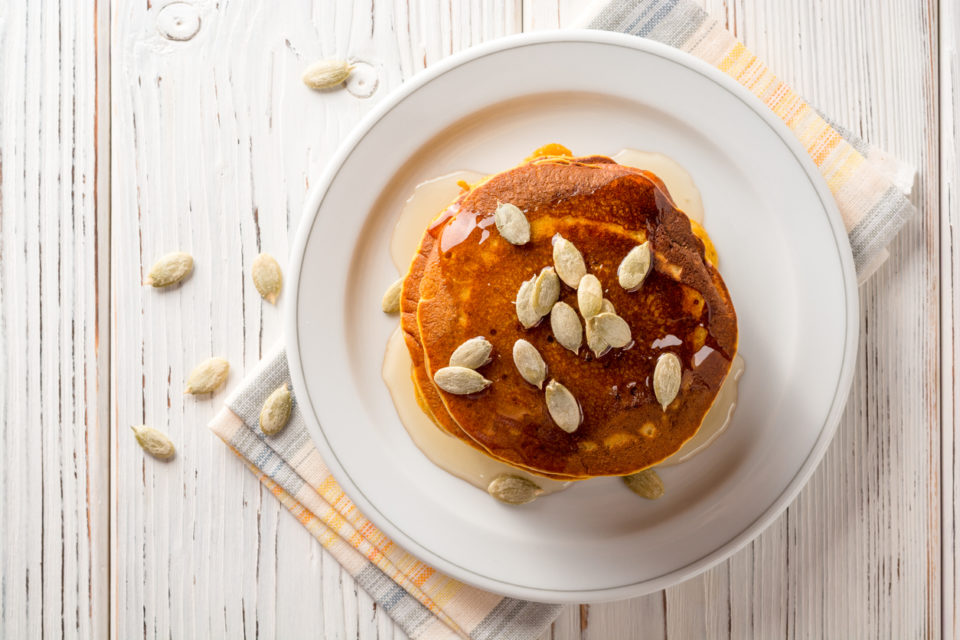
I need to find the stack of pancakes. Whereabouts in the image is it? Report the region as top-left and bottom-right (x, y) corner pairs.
(400, 149), (737, 480)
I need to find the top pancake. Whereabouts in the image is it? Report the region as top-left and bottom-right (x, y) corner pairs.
(403, 155), (738, 478)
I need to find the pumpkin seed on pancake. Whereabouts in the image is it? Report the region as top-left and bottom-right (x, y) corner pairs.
(449, 336), (493, 369)
(577, 274), (603, 320)
(550, 301), (582, 353)
(493, 201), (530, 245)
(532, 267), (561, 317)
(515, 275), (540, 329)
(552, 233), (586, 287)
(588, 313), (632, 349)
(545, 380), (581, 433)
(585, 317), (610, 358)
(434, 366), (491, 395)
(653, 352), (682, 410)
(618, 241), (652, 291)
(513, 339), (547, 388)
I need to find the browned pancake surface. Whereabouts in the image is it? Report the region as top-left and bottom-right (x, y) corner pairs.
(406, 156), (737, 478)
(400, 181), (578, 480)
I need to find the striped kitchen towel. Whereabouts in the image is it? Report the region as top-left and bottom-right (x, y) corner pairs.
(209, 350), (561, 640)
(209, 2), (916, 638)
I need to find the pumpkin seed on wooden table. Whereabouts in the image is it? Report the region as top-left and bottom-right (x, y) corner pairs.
(487, 474), (543, 505)
(381, 278), (403, 313)
(184, 357), (230, 395)
(252, 253), (283, 304)
(493, 201), (531, 245)
(302, 59), (354, 90)
(623, 468), (664, 499)
(449, 336), (493, 369)
(434, 366), (491, 395)
(259, 383), (293, 436)
(131, 425), (176, 461)
(145, 251), (193, 288)
(512, 339), (547, 388)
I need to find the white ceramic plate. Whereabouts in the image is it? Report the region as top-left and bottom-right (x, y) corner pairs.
(286, 31), (858, 603)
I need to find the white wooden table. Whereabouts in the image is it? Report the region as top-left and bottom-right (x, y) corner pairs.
(1, 0), (954, 637)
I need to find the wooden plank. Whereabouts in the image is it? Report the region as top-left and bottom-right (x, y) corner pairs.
(533, 0), (942, 638)
(0, 0), (110, 637)
(110, 1), (520, 637)
(522, 0), (584, 31)
(940, 1), (958, 637)
(715, 3), (940, 637)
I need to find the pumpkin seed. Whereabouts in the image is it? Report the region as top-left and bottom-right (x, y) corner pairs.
(145, 251), (193, 288)
(493, 201), (531, 245)
(618, 241), (652, 291)
(532, 267), (560, 316)
(515, 275), (540, 328)
(449, 336), (493, 369)
(434, 366), (491, 395)
(552, 234), (586, 287)
(259, 383), (293, 436)
(381, 278), (403, 313)
(601, 298), (616, 314)
(585, 318), (609, 358)
(590, 312), (632, 348)
(550, 302), (582, 353)
(184, 357), (230, 395)
(577, 274), (603, 319)
(623, 469), (664, 499)
(131, 425), (175, 460)
(252, 253), (283, 304)
(653, 352), (682, 410)
(545, 379), (580, 433)
(513, 339), (547, 388)
(302, 59), (354, 90)
(487, 474), (543, 505)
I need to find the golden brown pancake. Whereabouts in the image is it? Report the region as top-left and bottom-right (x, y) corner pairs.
(404, 155), (737, 478)
(400, 182), (579, 480)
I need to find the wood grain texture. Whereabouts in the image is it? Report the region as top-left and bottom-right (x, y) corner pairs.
(940, 1), (958, 638)
(0, 0), (943, 637)
(534, 1), (941, 638)
(109, 1), (519, 638)
(707, 3), (940, 638)
(0, 1), (110, 638)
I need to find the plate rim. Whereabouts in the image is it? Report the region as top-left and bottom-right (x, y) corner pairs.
(285, 29), (859, 602)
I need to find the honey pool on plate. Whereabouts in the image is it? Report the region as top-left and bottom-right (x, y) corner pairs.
(383, 150), (742, 496)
